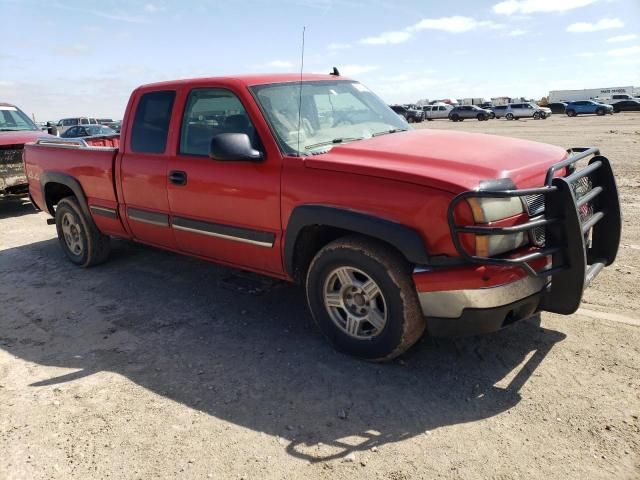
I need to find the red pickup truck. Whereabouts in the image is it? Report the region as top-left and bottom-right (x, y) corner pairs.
(24, 74), (621, 360)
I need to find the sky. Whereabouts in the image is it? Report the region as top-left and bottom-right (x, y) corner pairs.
(1, 0), (639, 120)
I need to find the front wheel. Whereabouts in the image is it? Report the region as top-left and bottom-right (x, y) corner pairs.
(566, 109), (576, 117)
(506, 113), (514, 120)
(596, 107), (605, 116)
(55, 197), (111, 267)
(306, 236), (426, 361)
(450, 114), (459, 122)
(533, 111), (541, 120)
(477, 113), (485, 121)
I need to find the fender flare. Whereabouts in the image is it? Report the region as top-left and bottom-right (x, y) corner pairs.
(40, 172), (91, 218)
(284, 205), (430, 277)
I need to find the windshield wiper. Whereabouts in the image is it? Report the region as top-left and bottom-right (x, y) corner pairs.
(372, 128), (408, 137)
(305, 137), (363, 150)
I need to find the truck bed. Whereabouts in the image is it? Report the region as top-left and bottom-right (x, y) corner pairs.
(24, 136), (121, 212)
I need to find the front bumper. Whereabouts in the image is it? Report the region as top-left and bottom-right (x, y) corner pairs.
(416, 147), (621, 336)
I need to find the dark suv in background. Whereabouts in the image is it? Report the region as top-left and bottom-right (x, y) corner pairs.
(389, 104), (424, 123)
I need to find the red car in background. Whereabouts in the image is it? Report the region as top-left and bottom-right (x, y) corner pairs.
(0, 102), (52, 197)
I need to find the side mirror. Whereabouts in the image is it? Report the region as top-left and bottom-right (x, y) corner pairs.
(209, 133), (263, 162)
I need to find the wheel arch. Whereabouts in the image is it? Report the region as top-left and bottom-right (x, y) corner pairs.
(284, 205), (429, 282)
(41, 172), (90, 218)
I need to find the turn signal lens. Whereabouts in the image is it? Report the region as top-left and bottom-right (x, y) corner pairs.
(475, 232), (527, 257)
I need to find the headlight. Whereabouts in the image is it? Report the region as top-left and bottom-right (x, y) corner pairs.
(467, 197), (528, 256)
(467, 197), (524, 223)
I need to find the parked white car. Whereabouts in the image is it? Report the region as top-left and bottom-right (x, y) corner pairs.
(422, 104), (452, 120)
(494, 103), (551, 120)
(56, 117), (99, 135)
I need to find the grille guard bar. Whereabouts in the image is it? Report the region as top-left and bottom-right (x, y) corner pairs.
(447, 147), (621, 314)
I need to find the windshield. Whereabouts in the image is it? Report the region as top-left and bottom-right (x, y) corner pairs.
(0, 106), (38, 131)
(86, 125), (115, 135)
(251, 80), (408, 155)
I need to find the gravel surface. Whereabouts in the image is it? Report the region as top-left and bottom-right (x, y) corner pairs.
(1, 113), (639, 479)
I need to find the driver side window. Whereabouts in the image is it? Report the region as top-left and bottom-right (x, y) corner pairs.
(180, 88), (259, 157)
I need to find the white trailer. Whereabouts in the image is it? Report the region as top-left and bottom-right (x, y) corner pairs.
(548, 86), (635, 103)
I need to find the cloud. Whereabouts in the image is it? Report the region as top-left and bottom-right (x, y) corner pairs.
(144, 3), (163, 13)
(359, 31), (412, 45)
(51, 45), (91, 56)
(328, 42), (352, 50)
(339, 65), (380, 76)
(607, 34), (637, 43)
(608, 45), (640, 57)
(266, 60), (294, 68)
(358, 16), (503, 46)
(507, 29), (528, 36)
(567, 18), (623, 33)
(493, 0), (596, 15)
(409, 16), (503, 33)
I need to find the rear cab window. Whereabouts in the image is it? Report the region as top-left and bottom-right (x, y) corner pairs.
(130, 90), (176, 154)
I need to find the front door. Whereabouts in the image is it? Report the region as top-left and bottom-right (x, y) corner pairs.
(120, 90), (177, 249)
(166, 86), (282, 274)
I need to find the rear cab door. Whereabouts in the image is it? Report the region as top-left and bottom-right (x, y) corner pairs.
(117, 88), (177, 249)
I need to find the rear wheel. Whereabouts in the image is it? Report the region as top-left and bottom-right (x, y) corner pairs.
(306, 236), (425, 361)
(450, 114), (459, 122)
(55, 197), (111, 267)
(506, 113), (514, 120)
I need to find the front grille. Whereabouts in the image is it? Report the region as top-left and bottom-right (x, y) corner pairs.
(572, 176), (594, 222)
(0, 147), (25, 178)
(523, 194), (545, 216)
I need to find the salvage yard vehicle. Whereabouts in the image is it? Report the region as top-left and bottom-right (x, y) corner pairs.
(495, 103), (551, 120)
(565, 101), (614, 117)
(448, 105), (492, 121)
(24, 74), (621, 360)
(1, 102), (54, 197)
(60, 124), (117, 138)
(422, 104), (452, 120)
(612, 100), (640, 113)
(389, 104), (424, 123)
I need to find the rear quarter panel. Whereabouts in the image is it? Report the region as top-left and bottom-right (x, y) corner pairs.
(24, 143), (127, 237)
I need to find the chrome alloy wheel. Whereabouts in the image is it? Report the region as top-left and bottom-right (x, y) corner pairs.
(61, 212), (84, 256)
(323, 267), (388, 339)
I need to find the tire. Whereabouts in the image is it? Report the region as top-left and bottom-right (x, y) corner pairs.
(596, 108), (605, 116)
(450, 114), (459, 122)
(407, 116), (414, 123)
(506, 113), (514, 120)
(55, 197), (111, 267)
(533, 112), (540, 120)
(490, 112), (495, 119)
(566, 109), (576, 117)
(477, 113), (484, 121)
(426, 118), (433, 121)
(305, 236), (425, 361)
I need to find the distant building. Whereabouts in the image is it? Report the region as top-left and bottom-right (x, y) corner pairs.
(548, 86), (635, 103)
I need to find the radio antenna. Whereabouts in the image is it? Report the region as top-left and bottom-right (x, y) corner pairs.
(297, 26), (306, 156)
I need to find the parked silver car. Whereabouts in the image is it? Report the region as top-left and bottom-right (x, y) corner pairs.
(422, 104), (452, 120)
(448, 105), (493, 122)
(494, 103), (551, 120)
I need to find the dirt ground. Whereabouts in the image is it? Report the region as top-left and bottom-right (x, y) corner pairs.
(1, 113), (639, 480)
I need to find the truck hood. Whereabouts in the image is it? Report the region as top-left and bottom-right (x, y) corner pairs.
(0, 130), (51, 146)
(304, 129), (568, 192)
